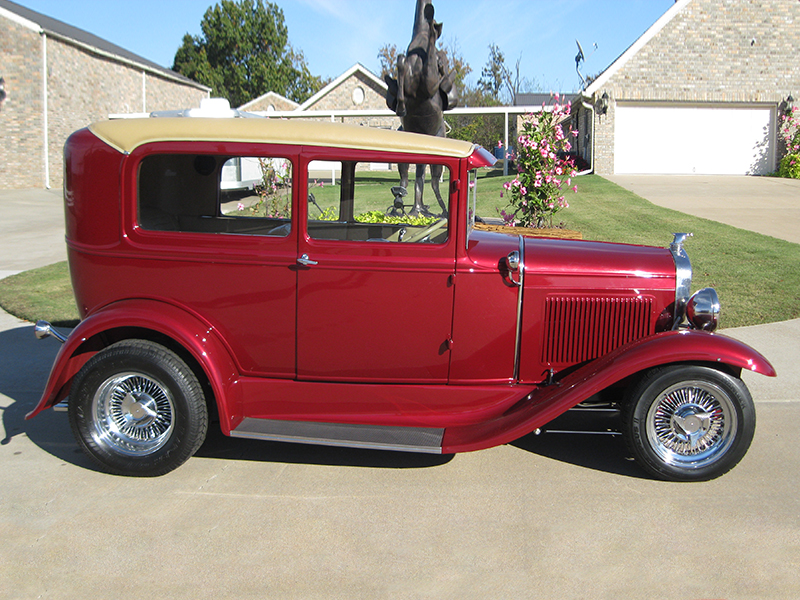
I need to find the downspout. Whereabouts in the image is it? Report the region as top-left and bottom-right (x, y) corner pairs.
(41, 32), (50, 188)
(577, 92), (594, 176)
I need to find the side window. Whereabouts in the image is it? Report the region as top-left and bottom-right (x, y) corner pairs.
(138, 154), (292, 236)
(306, 160), (450, 244)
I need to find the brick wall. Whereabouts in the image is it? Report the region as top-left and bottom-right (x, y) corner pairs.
(45, 37), (207, 189)
(306, 71), (399, 130)
(591, 0), (800, 174)
(0, 18), (45, 188)
(243, 92), (298, 112)
(1, 13), (208, 190)
(144, 72), (208, 113)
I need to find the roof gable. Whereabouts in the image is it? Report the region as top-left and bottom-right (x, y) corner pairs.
(585, 0), (691, 96)
(298, 63), (387, 111)
(239, 91), (299, 112)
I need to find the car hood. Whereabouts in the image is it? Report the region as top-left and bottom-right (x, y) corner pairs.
(522, 237), (676, 282)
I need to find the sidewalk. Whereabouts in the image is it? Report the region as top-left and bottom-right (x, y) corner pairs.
(0, 188), (66, 279)
(607, 174), (800, 244)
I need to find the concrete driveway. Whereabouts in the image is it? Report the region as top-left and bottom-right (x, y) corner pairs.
(607, 174), (800, 244)
(1, 184), (799, 599)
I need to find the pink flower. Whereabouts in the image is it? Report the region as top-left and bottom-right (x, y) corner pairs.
(237, 203), (245, 211)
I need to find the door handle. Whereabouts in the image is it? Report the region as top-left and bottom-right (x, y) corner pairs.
(297, 253), (318, 266)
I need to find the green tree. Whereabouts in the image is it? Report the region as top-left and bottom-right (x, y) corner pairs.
(172, 0), (321, 106)
(478, 43), (539, 105)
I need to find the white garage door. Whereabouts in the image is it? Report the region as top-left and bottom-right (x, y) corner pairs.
(615, 104), (775, 175)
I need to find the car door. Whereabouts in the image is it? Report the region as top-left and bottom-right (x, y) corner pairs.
(296, 153), (458, 384)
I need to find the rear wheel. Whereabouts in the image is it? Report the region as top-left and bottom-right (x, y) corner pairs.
(623, 365), (755, 481)
(69, 340), (208, 476)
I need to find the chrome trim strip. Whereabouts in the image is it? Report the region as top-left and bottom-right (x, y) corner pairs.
(513, 235), (525, 381)
(231, 418), (443, 454)
(669, 233), (693, 329)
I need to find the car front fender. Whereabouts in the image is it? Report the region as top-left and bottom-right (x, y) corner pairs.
(443, 330), (775, 453)
(27, 299), (243, 433)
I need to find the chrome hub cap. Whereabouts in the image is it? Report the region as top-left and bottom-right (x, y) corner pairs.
(646, 380), (736, 469)
(91, 373), (175, 456)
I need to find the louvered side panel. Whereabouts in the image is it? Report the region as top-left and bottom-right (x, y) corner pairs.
(543, 296), (654, 365)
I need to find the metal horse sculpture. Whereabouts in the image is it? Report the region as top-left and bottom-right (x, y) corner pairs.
(385, 0), (458, 217)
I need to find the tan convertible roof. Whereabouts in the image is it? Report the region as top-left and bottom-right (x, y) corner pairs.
(89, 117), (476, 158)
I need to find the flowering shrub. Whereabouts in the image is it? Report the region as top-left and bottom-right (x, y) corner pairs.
(253, 159), (292, 218)
(500, 95), (578, 228)
(779, 106), (800, 179)
(780, 154), (800, 179)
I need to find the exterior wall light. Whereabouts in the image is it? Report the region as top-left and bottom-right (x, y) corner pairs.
(0, 77), (6, 106)
(786, 94), (794, 114)
(596, 91), (609, 115)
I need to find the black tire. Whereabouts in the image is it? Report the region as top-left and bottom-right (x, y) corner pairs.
(622, 365), (755, 482)
(69, 340), (208, 476)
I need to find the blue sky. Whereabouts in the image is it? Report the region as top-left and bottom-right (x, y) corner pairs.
(15, 0), (674, 93)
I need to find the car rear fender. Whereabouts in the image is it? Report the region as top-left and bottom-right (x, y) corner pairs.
(27, 299), (243, 433)
(443, 329), (775, 453)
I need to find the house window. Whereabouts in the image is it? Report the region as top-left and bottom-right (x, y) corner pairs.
(352, 86), (365, 105)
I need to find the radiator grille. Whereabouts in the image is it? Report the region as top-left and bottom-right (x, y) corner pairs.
(543, 295), (654, 365)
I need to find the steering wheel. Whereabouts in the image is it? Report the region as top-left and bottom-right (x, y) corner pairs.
(402, 218), (447, 243)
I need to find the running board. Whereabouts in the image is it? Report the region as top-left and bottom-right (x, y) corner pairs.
(231, 418), (444, 454)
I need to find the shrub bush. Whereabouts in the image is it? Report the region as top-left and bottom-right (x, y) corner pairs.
(500, 95), (579, 228)
(779, 153), (800, 179)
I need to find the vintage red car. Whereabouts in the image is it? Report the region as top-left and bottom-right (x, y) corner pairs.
(30, 106), (775, 480)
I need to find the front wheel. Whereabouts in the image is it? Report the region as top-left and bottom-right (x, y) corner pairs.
(69, 340), (208, 476)
(623, 365), (755, 481)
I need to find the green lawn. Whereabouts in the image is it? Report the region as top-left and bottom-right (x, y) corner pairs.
(1, 171), (797, 329)
(0, 261), (79, 327)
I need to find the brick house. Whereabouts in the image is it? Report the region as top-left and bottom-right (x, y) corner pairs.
(254, 63), (400, 131)
(0, 0), (209, 189)
(574, 0), (800, 175)
(239, 91), (299, 113)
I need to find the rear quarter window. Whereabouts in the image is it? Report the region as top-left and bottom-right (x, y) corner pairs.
(138, 154), (293, 237)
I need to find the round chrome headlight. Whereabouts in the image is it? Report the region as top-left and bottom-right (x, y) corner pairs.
(686, 287), (720, 332)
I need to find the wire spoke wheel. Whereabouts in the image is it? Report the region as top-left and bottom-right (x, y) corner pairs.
(70, 340), (208, 476)
(624, 366), (755, 481)
(646, 380), (736, 470)
(92, 372), (176, 456)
